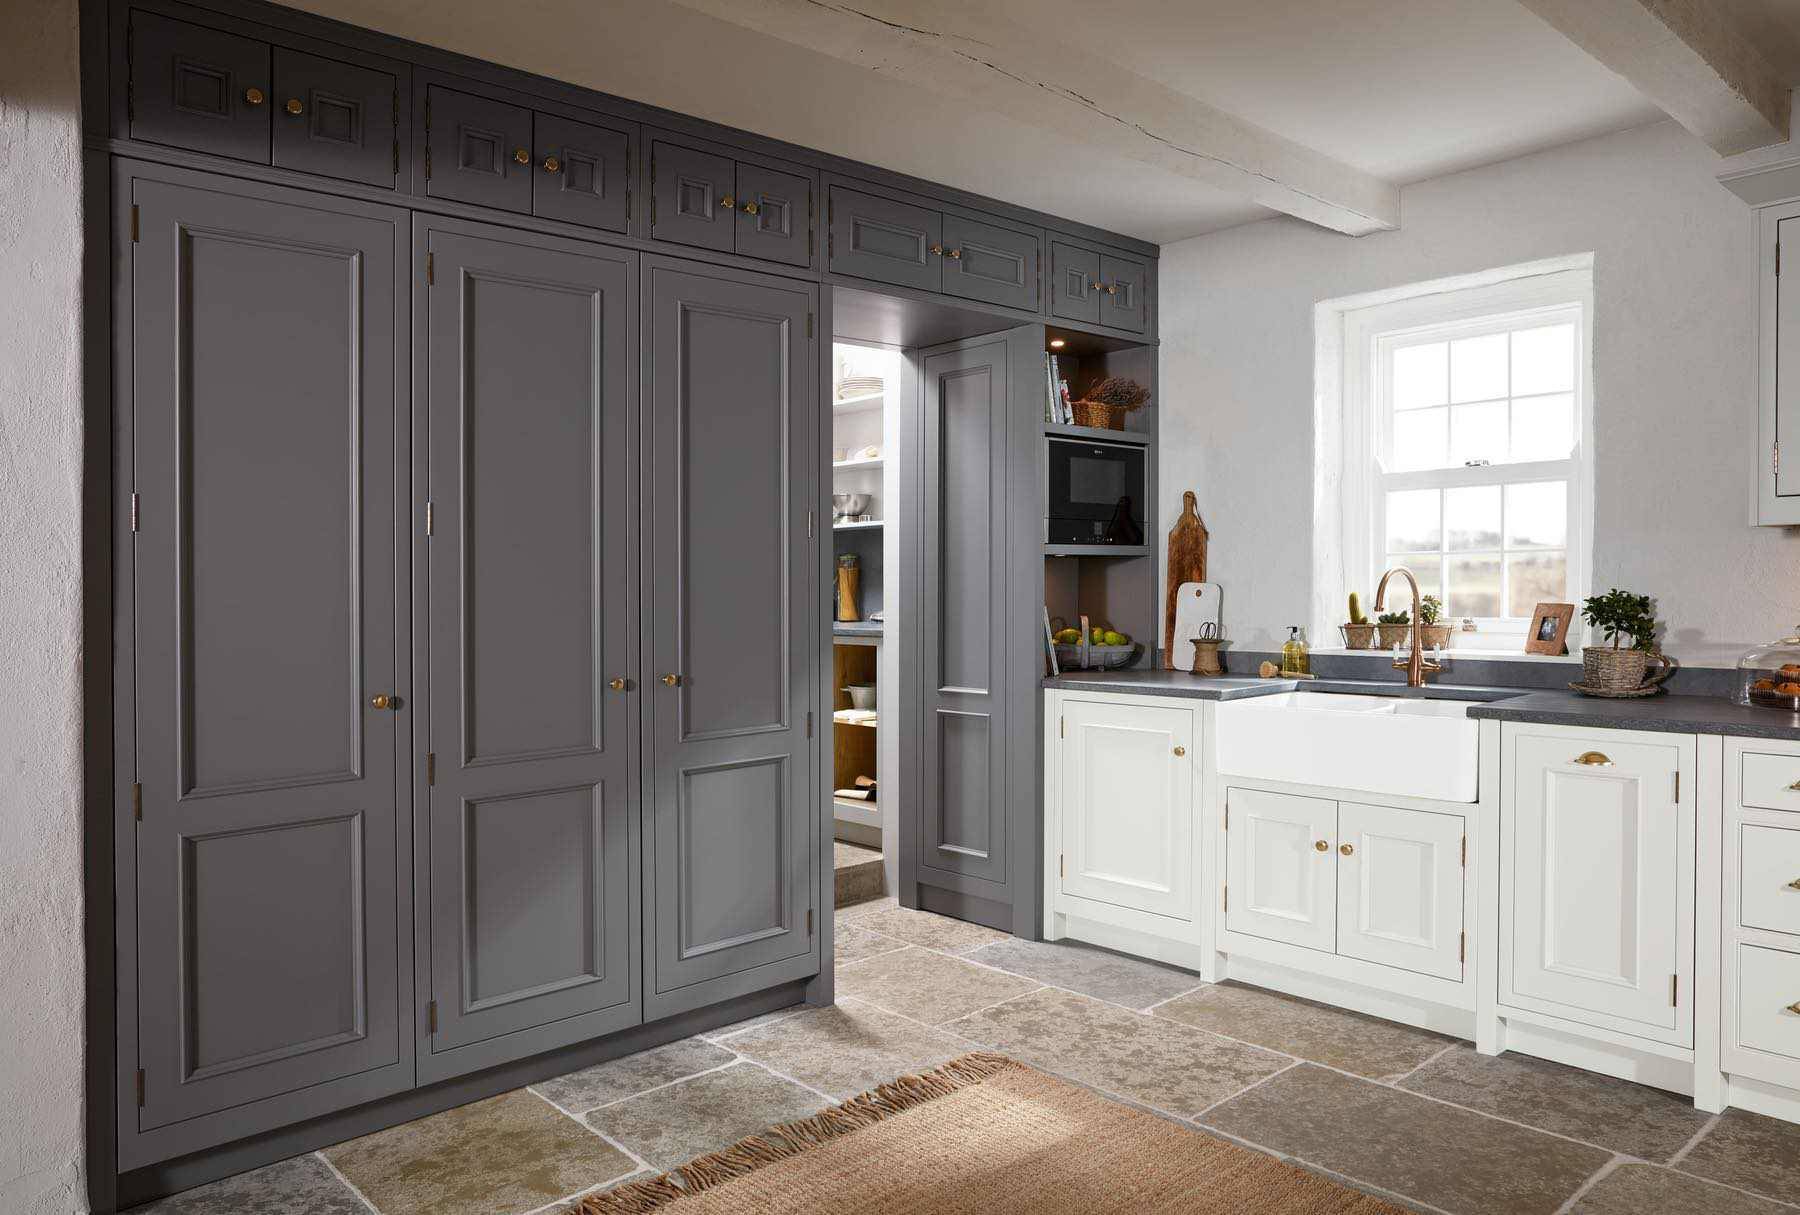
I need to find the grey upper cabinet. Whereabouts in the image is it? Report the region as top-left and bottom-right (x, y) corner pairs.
(128, 11), (272, 163)
(644, 259), (818, 1019)
(1050, 241), (1102, 324)
(735, 162), (812, 268)
(425, 85), (534, 213)
(1099, 251), (1149, 333)
(942, 213), (1039, 312)
(534, 112), (632, 233)
(271, 48), (397, 188)
(828, 186), (941, 293)
(422, 219), (640, 1078)
(127, 175), (407, 1133)
(652, 139), (813, 267)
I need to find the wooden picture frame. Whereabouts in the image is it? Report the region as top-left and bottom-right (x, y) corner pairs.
(1525, 602), (1575, 655)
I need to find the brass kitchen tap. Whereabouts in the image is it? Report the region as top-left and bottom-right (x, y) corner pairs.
(1374, 567), (1441, 688)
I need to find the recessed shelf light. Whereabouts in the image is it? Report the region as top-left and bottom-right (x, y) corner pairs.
(1049, 339), (1066, 348)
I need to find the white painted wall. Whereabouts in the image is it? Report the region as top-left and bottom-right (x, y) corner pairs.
(0, 0), (89, 1211)
(1159, 119), (1790, 663)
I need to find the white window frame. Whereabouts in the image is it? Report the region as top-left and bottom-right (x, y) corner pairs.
(1339, 266), (1593, 649)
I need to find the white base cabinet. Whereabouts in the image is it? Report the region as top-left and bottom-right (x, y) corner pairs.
(1723, 737), (1800, 1109)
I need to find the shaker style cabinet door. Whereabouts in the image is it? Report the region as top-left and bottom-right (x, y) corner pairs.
(425, 85), (534, 214)
(1098, 252), (1149, 333)
(1224, 788), (1337, 953)
(421, 220), (640, 1076)
(128, 11), (272, 163)
(533, 113), (631, 233)
(650, 140), (737, 253)
(941, 214), (1039, 313)
(734, 162), (812, 267)
(829, 186), (942, 293)
(128, 176), (406, 1132)
(644, 260), (818, 1018)
(1050, 241), (1101, 324)
(270, 48), (397, 188)
(1335, 802), (1465, 981)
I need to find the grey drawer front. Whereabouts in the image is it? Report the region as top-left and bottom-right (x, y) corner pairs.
(735, 162), (812, 267)
(1099, 252), (1148, 333)
(829, 186), (941, 292)
(129, 11), (271, 164)
(271, 49), (395, 188)
(652, 140), (735, 253)
(426, 85), (533, 214)
(943, 214), (1039, 311)
(1050, 241), (1100, 323)
(535, 113), (631, 233)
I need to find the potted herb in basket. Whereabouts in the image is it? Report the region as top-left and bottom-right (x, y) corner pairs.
(1071, 376), (1150, 431)
(1418, 595), (1451, 650)
(1376, 610), (1410, 652)
(1579, 588), (1671, 694)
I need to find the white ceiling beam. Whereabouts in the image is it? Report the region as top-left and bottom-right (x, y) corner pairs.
(658, 0), (1398, 236)
(1516, 0), (1788, 155)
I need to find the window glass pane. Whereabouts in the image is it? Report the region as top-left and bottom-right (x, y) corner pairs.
(1450, 333), (1507, 403)
(1446, 554), (1501, 618)
(1449, 401), (1507, 466)
(1505, 481), (1566, 548)
(1391, 407), (1447, 471)
(1391, 342), (1447, 410)
(1385, 489), (1440, 552)
(1444, 485), (1501, 550)
(1511, 393), (1573, 461)
(1507, 551), (1567, 617)
(1384, 554), (1441, 600)
(1511, 323), (1574, 396)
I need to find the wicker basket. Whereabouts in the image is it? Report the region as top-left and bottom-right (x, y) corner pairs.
(1419, 623), (1452, 650)
(1340, 623), (1377, 650)
(1070, 399), (1128, 430)
(1581, 647), (1672, 693)
(1054, 642), (1140, 671)
(1376, 623), (1411, 651)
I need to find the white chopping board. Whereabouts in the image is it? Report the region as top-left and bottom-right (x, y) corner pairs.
(1170, 582), (1221, 669)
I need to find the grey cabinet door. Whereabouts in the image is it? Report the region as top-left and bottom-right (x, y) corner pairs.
(734, 162), (812, 267)
(644, 261), (817, 1016)
(1099, 252), (1149, 333)
(828, 186), (942, 292)
(1049, 241), (1100, 324)
(130, 178), (404, 1130)
(425, 85), (533, 213)
(128, 11), (271, 163)
(651, 140), (736, 253)
(917, 338), (1012, 891)
(423, 221), (639, 1063)
(942, 215), (1039, 312)
(534, 113), (631, 233)
(271, 48), (397, 188)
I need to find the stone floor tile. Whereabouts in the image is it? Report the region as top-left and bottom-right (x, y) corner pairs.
(1154, 981), (1452, 1079)
(696, 1001), (808, 1042)
(846, 903), (1010, 953)
(323, 1088), (633, 1215)
(584, 1062), (827, 1172)
(1200, 1063), (1612, 1215)
(963, 937), (1203, 1011)
(724, 996), (969, 1099)
(834, 894), (897, 924)
(833, 922), (909, 967)
(1677, 1109), (1800, 1204)
(532, 1037), (736, 1115)
(948, 985), (1289, 1119)
(126, 1154), (365, 1214)
(1571, 1163), (1791, 1214)
(1399, 1045), (1712, 1160)
(835, 945), (1040, 1024)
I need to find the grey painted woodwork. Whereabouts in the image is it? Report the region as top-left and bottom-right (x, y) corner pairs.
(1050, 241), (1101, 324)
(1099, 252), (1148, 333)
(271, 48), (396, 187)
(128, 177), (405, 1131)
(534, 113), (631, 233)
(422, 221), (640, 1067)
(651, 140), (736, 254)
(128, 10), (271, 163)
(425, 85), (533, 214)
(734, 161), (812, 268)
(829, 185), (942, 293)
(941, 214), (1039, 312)
(644, 258), (819, 1018)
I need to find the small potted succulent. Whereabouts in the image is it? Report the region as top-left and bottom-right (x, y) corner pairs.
(1418, 595), (1451, 650)
(1579, 588), (1671, 693)
(1341, 591), (1376, 650)
(1376, 609), (1410, 652)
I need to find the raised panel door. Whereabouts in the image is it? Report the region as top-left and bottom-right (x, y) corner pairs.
(829, 186), (942, 293)
(645, 260), (817, 1015)
(1225, 788), (1336, 953)
(1050, 241), (1100, 324)
(425, 85), (533, 214)
(1336, 802), (1465, 981)
(735, 162), (812, 267)
(942, 214), (1039, 312)
(534, 113), (631, 233)
(651, 140), (736, 253)
(423, 221), (639, 1067)
(1059, 699), (1193, 920)
(130, 177), (404, 1129)
(271, 48), (396, 188)
(129, 11), (271, 163)
(1778, 214), (1800, 501)
(1098, 252), (1148, 333)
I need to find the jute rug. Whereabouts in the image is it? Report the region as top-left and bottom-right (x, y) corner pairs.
(570, 1053), (1406, 1214)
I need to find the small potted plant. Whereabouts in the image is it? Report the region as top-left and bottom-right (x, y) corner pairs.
(1072, 376), (1150, 430)
(1376, 609), (1410, 652)
(1418, 595), (1451, 650)
(1341, 591), (1376, 650)
(1579, 588), (1671, 693)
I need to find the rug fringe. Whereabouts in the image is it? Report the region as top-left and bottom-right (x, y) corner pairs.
(570, 1052), (1017, 1215)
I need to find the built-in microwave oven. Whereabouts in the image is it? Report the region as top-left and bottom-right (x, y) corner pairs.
(1045, 436), (1147, 545)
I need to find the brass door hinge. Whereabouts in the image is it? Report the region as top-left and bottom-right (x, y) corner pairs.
(1674, 771), (1680, 802)
(136, 1069), (145, 1107)
(427, 1000), (438, 1033)
(130, 492), (140, 532)
(806, 312), (814, 338)
(1059, 854), (1064, 878)
(1224, 797), (1229, 831)
(425, 500), (434, 535)
(1223, 884), (1228, 912)
(426, 251), (434, 285)
(806, 908), (814, 935)
(130, 205), (139, 243)
(805, 711), (813, 738)
(1059, 715), (1065, 739)
(1459, 932), (1466, 964)
(1779, 242), (1784, 277)
(1671, 974), (1679, 1007)
(807, 510), (814, 539)
(427, 752), (435, 785)
(1460, 835), (1466, 867)
(132, 781), (142, 821)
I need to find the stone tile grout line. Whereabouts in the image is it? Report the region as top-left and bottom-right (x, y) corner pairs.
(1665, 1109), (1721, 1167)
(312, 1149), (383, 1215)
(526, 1086), (658, 1177)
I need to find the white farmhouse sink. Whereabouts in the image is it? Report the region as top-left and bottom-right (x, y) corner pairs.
(1214, 692), (1480, 802)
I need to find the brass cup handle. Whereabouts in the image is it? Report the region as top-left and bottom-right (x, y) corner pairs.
(244, 87), (265, 106)
(1314, 840), (1329, 853)
(1788, 878), (1800, 891)
(285, 97), (304, 116)
(609, 677), (630, 692)
(1573, 751), (1613, 766)
(720, 194), (736, 209)
(370, 694), (398, 710)
(661, 674), (682, 687)
(1172, 745), (1186, 757)
(1786, 779), (1800, 791)
(1788, 1001), (1800, 1015)
(542, 155), (561, 173)
(513, 147), (530, 165)
(1340, 843), (1355, 857)
(741, 200), (760, 215)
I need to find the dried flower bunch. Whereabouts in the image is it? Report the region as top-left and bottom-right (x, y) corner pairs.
(1082, 376), (1150, 411)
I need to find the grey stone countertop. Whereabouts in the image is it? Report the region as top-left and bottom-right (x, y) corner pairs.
(1040, 669), (1516, 702)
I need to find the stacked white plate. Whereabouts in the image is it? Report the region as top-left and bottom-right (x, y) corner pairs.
(836, 376), (883, 399)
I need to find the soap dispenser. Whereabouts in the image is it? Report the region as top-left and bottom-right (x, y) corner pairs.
(1280, 626), (1311, 676)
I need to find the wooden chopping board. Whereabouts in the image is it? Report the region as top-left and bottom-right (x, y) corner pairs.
(1163, 491), (1209, 668)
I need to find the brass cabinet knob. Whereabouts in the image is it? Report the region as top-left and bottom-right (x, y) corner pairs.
(542, 155), (561, 173)
(1340, 843), (1355, 857)
(1172, 745), (1185, 757)
(1105, 283), (1119, 295)
(370, 694), (395, 710)
(244, 87), (265, 106)
(609, 677), (629, 692)
(1788, 877), (1800, 890)
(1573, 751), (1613, 766)
(1089, 278), (1102, 291)
(661, 673), (682, 687)
(929, 244), (944, 256)
(513, 147), (530, 165)
(742, 200), (760, 215)
(720, 194), (736, 209)
(1314, 839), (1329, 853)
(947, 248), (962, 260)
(285, 97), (304, 115)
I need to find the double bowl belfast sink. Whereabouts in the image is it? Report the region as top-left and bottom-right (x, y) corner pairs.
(1214, 692), (1482, 802)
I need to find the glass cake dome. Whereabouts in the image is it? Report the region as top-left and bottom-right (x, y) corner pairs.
(1736, 629), (1800, 710)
